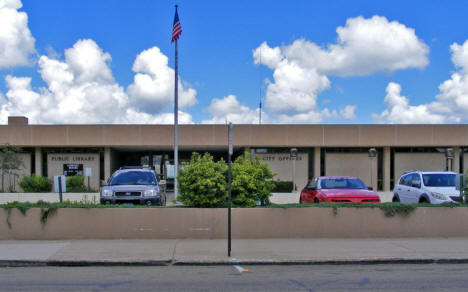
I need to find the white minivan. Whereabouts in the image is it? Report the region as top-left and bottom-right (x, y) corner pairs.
(393, 170), (461, 204)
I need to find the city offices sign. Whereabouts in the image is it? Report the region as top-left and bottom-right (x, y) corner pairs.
(257, 153), (308, 190)
(261, 155), (303, 162)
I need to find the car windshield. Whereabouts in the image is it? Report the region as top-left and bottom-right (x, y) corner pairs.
(422, 174), (456, 187)
(320, 178), (367, 189)
(109, 171), (156, 186)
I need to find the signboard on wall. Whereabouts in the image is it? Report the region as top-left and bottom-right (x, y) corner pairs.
(256, 153), (309, 191)
(48, 153), (100, 190)
(63, 164), (83, 176)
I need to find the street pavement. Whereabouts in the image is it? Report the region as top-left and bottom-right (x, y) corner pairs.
(1, 237), (468, 266)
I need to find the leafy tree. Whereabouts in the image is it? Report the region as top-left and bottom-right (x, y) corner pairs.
(178, 152), (228, 207)
(0, 144), (24, 192)
(231, 153), (275, 207)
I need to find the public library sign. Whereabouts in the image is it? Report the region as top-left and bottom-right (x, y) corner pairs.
(50, 155), (96, 162)
(47, 153), (100, 189)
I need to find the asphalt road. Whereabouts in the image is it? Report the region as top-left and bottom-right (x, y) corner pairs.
(0, 264), (467, 291)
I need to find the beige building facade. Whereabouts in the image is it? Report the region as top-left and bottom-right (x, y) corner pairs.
(1, 116), (468, 192)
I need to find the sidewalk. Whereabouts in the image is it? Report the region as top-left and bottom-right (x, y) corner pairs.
(1, 237), (467, 266)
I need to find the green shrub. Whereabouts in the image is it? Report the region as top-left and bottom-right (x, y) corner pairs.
(178, 153), (228, 207)
(272, 180), (293, 193)
(66, 176), (89, 192)
(231, 154), (275, 207)
(19, 175), (52, 192)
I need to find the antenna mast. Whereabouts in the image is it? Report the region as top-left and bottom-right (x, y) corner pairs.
(259, 45), (262, 124)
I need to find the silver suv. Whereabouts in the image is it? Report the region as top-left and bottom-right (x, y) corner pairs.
(100, 167), (166, 206)
(393, 170), (461, 204)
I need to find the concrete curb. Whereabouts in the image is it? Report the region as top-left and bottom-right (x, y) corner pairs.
(3, 258), (468, 267)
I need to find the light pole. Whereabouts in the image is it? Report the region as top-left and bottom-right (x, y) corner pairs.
(368, 148), (377, 190)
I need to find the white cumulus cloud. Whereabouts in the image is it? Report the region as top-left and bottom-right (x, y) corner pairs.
(372, 82), (445, 124)
(374, 40), (468, 124)
(253, 15), (428, 124)
(0, 39), (195, 124)
(202, 94), (266, 124)
(279, 16), (429, 77)
(127, 47), (197, 114)
(116, 109), (193, 124)
(0, 0), (36, 68)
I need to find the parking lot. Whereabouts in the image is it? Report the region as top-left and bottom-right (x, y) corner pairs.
(269, 191), (394, 204)
(164, 191), (394, 206)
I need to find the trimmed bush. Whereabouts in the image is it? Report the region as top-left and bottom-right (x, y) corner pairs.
(66, 176), (89, 192)
(178, 153), (228, 207)
(272, 180), (293, 193)
(231, 154), (275, 207)
(19, 175), (52, 192)
(178, 152), (275, 207)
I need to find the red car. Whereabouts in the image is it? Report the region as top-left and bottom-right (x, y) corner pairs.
(299, 176), (380, 204)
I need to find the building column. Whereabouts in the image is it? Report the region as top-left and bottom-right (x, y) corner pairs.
(314, 147), (321, 178)
(383, 147), (391, 191)
(34, 147), (42, 176)
(453, 146), (460, 173)
(104, 147), (111, 183)
(244, 147), (251, 159)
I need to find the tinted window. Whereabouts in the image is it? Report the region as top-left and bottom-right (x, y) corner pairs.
(307, 179), (317, 188)
(422, 174), (456, 187)
(400, 174), (412, 186)
(109, 171), (156, 186)
(399, 176), (406, 185)
(409, 173), (421, 188)
(320, 178), (367, 189)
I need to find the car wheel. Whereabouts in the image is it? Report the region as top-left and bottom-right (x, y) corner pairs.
(146, 200), (153, 206)
(392, 195), (400, 203)
(419, 196), (429, 204)
(314, 198), (319, 204)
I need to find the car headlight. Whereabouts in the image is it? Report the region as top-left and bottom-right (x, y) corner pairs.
(144, 189), (157, 197)
(101, 189), (113, 197)
(430, 192), (446, 200)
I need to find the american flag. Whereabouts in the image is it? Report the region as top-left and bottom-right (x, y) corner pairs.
(172, 7), (182, 42)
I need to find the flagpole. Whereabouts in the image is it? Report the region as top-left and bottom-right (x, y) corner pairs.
(174, 39), (179, 199)
(173, 6), (179, 200)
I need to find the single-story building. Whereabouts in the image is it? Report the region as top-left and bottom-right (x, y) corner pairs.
(1, 116), (467, 192)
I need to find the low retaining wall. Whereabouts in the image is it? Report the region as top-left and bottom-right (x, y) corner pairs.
(0, 193), (99, 204)
(1, 207), (467, 239)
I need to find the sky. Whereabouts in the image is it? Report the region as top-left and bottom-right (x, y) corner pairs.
(0, 0), (467, 125)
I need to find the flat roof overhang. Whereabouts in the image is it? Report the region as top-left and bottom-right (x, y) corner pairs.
(2, 124), (468, 148)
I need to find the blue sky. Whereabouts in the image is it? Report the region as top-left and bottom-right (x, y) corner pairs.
(0, 0), (467, 124)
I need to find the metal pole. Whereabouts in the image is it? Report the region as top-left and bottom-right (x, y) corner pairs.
(293, 158), (296, 191)
(174, 36), (179, 199)
(58, 177), (63, 203)
(228, 123), (232, 257)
